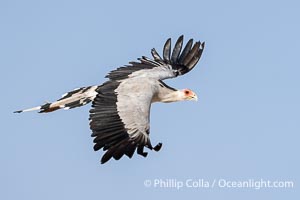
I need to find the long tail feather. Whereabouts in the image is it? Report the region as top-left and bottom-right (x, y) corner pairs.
(14, 85), (98, 113)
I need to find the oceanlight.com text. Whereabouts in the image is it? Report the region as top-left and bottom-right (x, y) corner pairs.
(143, 178), (294, 190)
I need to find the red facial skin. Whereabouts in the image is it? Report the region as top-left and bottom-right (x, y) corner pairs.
(183, 89), (193, 97)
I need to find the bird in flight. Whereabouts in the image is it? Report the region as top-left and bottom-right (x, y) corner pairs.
(15, 35), (205, 164)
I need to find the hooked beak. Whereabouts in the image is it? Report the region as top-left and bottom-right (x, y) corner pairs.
(191, 92), (198, 101)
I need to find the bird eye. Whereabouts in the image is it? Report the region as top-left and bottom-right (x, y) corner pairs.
(185, 90), (190, 95)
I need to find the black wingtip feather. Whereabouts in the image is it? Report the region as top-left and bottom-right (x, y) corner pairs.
(186, 48), (202, 69)
(163, 38), (171, 62)
(151, 48), (162, 61)
(171, 35), (184, 63)
(201, 41), (205, 50)
(101, 150), (114, 164)
(182, 41), (201, 66)
(124, 142), (136, 158)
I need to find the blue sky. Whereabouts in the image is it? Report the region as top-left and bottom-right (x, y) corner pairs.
(1, 0), (299, 199)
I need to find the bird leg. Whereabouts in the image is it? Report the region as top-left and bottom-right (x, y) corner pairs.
(153, 143), (162, 152)
(137, 145), (148, 157)
(146, 141), (163, 152)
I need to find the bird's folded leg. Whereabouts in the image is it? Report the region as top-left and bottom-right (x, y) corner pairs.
(153, 143), (162, 152)
(146, 140), (162, 152)
(137, 145), (148, 157)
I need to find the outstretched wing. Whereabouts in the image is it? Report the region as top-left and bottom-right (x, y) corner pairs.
(89, 79), (161, 164)
(89, 36), (203, 163)
(106, 35), (205, 81)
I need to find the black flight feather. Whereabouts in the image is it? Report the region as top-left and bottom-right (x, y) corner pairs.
(171, 35), (183, 63)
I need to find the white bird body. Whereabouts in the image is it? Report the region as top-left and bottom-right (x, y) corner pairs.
(15, 36), (205, 164)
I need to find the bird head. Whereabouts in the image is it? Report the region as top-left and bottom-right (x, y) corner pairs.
(180, 89), (198, 101)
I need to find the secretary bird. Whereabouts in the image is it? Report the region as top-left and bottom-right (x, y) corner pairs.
(15, 35), (205, 164)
